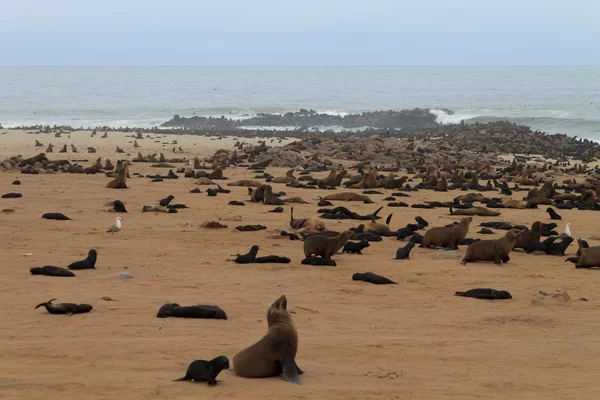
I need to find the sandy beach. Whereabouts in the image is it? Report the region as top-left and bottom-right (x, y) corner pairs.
(1, 129), (600, 400)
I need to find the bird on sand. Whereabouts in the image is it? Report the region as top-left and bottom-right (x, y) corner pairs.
(558, 223), (573, 239)
(108, 217), (123, 233)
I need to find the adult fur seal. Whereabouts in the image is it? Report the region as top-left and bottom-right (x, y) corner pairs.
(304, 230), (353, 259)
(455, 288), (512, 300)
(233, 295), (303, 385)
(42, 213), (71, 221)
(322, 192), (371, 202)
(35, 299), (93, 315)
(450, 205), (501, 217)
(157, 304), (227, 319)
(461, 229), (522, 266)
(421, 217), (472, 250)
(264, 185), (285, 205)
(30, 266), (75, 277)
(352, 272), (396, 285)
(395, 242), (415, 259)
(513, 221), (541, 250)
(106, 165), (128, 189)
(67, 249), (97, 270)
(290, 207), (325, 233)
(173, 356), (230, 386)
(575, 239), (600, 269)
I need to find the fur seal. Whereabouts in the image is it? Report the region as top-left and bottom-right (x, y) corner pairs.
(106, 164), (128, 189)
(546, 207), (562, 220)
(42, 213), (71, 221)
(111, 200), (127, 213)
(304, 230), (353, 259)
(575, 239), (600, 268)
(255, 256), (291, 264)
(280, 231), (301, 240)
(290, 207), (325, 233)
(264, 185), (285, 205)
(233, 295), (303, 385)
(173, 356), (230, 386)
(227, 180), (263, 188)
(513, 221), (541, 250)
(35, 299), (93, 315)
(352, 272), (396, 285)
(1, 193), (22, 198)
(235, 245), (259, 264)
(67, 249), (97, 270)
(455, 288), (512, 300)
(526, 236), (557, 254)
(30, 266), (75, 277)
(301, 257), (337, 266)
(159, 195), (175, 207)
(461, 229), (522, 266)
(395, 242), (415, 259)
(450, 205), (501, 217)
(269, 206), (284, 213)
(546, 237), (573, 256)
(157, 304), (227, 319)
(421, 217), (472, 250)
(236, 225), (267, 231)
(322, 192), (371, 202)
(342, 240), (370, 254)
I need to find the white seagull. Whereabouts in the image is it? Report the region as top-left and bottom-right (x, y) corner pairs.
(108, 217), (123, 233)
(559, 223), (573, 239)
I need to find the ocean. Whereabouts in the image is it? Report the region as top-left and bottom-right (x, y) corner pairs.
(1, 66), (599, 139)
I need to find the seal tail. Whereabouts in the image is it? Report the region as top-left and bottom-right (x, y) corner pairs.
(385, 213), (393, 225)
(455, 292), (465, 296)
(35, 298), (57, 309)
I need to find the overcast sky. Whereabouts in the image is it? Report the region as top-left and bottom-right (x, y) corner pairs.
(0, 0), (598, 65)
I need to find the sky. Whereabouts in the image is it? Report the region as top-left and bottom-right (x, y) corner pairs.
(0, 0), (598, 65)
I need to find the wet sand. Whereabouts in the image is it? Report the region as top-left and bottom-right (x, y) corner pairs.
(1, 130), (600, 399)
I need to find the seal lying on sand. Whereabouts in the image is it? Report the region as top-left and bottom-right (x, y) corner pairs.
(450, 205), (500, 217)
(304, 230), (353, 259)
(455, 288), (512, 300)
(352, 272), (396, 285)
(233, 295), (304, 385)
(322, 192), (371, 202)
(421, 217), (472, 250)
(173, 356), (230, 386)
(290, 207), (325, 233)
(157, 304), (227, 319)
(30, 266), (75, 277)
(35, 299), (93, 316)
(67, 249), (97, 270)
(461, 229), (522, 266)
(42, 213), (71, 221)
(301, 257), (337, 266)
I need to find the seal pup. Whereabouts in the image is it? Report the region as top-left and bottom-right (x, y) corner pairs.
(111, 200), (127, 213)
(304, 230), (353, 259)
(526, 236), (557, 254)
(455, 288), (512, 300)
(67, 249), (97, 270)
(352, 272), (397, 285)
(108, 216), (123, 233)
(233, 295), (303, 385)
(421, 217), (472, 250)
(159, 195), (175, 207)
(461, 229), (522, 266)
(342, 240), (370, 254)
(513, 221), (541, 250)
(157, 304), (227, 319)
(546, 236), (573, 256)
(30, 266), (75, 277)
(174, 356), (230, 386)
(395, 242), (415, 259)
(35, 299), (93, 316)
(235, 245), (260, 264)
(546, 207), (562, 220)
(42, 213), (71, 220)
(301, 257), (337, 266)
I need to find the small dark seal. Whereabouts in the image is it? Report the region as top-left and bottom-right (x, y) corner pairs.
(268, 206), (284, 213)
(455, 288), (512, 300)
(35, 299), (93, 315)
(159, 195), (175, 207)
(234, 245), (259, 264)
(352, 272), (397, 285)
(280, 231), (301, 240)
(546, 207), (562, 220)
(157, 304), (227, 319)
(477, 228), (495, 234)
(342, 240), (370, 254)
(42, 213), (71, 220)
(395, 242), (415, 259)
(236, 225), (266, 231)
(67, 249), (97, 270)
(112, 200), (127, 213)
(173, 356), (230, 386)
(254, 256), (291, 263)
(2, 193), (22, 198)
(30, 266), (75, 277)
(12, 180), (21, 185)
(229, 201), (245, 206)
(415, 216), (429, 227)
(301, 257), (337, 266)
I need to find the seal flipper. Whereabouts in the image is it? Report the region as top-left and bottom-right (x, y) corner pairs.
(295, 361), (304, 375)
(207, 378), (217, 386)
(280, 343), (303, 385)
(172, 377), (188, 382)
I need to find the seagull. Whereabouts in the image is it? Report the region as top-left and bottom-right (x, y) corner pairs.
(108, 217), (123, 233)
(558, 223), (572, 239)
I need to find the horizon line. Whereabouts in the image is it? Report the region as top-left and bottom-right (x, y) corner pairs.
(1, 64), (599, 68)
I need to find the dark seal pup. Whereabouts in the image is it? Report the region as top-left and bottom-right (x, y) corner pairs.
(461, 229), (522, 266)
(30, 266), (75, 277)
(301, 257), (337, 266)
(157, 304), (227, 319)
(352, 272), (397, 285)
(234, 245), (259, 264)
(42, 213), (71, 220)
(513, 221), (541, 250)
(303, 230), (353, 259)
(395, 242), (415, 259)
(342, 240), (370, 254)
(173, 356), (230, 386)
(455, 288), (512, 300)
(35, 299), (93, 316)
(546, 207), (562, 220)
(67, 249), (97, 270)
(233, 295), (304, 385)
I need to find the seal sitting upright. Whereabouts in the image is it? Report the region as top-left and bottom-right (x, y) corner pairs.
(233, 295), (304, 385)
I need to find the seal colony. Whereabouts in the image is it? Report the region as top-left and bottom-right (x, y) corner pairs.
(2, 124), (600, 398)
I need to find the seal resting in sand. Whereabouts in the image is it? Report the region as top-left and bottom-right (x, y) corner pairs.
(157, 304), (227, 319)
(455, 288), (512, 300)
(450, 205), (500, 217)
(173, 356), (230, 386)
(352, 272), (396, 285)
(290, 207), (325, 233)
(304, 230), (353, 259)
(42, 213), (71, 220)
(461, 229), (522, 266)
(227, 179), (263, 188)
(35, 299), (93, 316)
(30, 266), (75, 277)
(233, 295), (304, 385)
(323, 192), (371, 202)
(421, 217), (472, 250)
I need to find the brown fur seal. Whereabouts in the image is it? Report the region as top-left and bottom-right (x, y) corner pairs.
(513, 221), (541, 250)
(227, 179), (263, 188)
(250, 185), (266, 203)
(272, 169), (298, 184)
(264, 185), (285, 205)
(323, 192), (371, 202)
(233, 295), (303, 385)
(576, 239), (600, 268)
(450, 206), (500, 217)
(290, 207), (325, 233)
(421, 217), (472, 249)
(283, 196), (308, 204)
(364, 213), (393, 233)
(303, 230), (353, 259)
(461, 229), (522, 266)
(106, 165), (127, 189)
